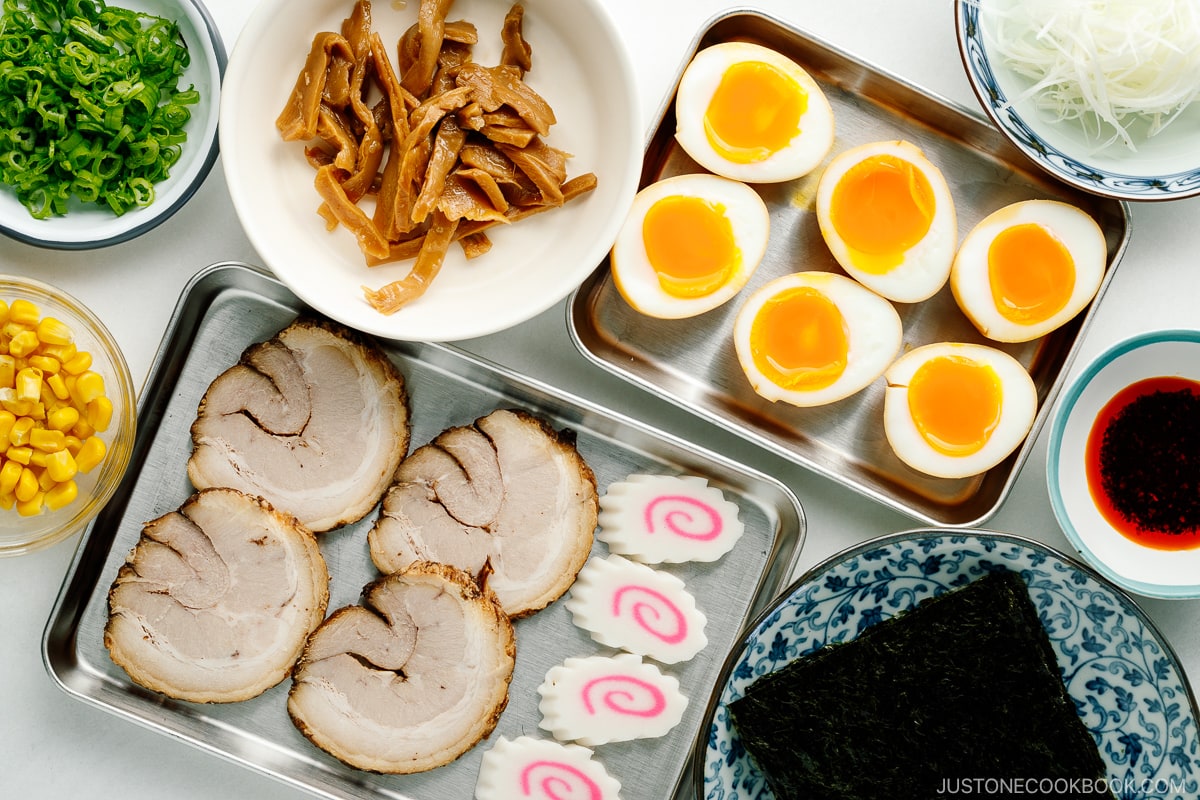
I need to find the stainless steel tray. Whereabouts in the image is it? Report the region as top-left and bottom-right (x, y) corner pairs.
(43, 262), (805, 800)
(568, 10), (1132, 527)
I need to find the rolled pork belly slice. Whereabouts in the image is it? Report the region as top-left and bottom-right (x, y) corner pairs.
(104, 488), (330, 703)
(368, 408), (598, 618)
(187, 317), (410, 533)
(288, 561), (516, 774)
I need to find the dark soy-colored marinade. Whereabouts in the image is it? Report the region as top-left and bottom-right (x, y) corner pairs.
(728, 569), (1114, 800)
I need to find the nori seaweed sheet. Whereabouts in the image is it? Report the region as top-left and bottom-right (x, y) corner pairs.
(728, 570), (1114, 800)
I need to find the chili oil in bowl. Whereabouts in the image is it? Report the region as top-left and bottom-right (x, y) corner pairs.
(1047, 330), (1200, 599)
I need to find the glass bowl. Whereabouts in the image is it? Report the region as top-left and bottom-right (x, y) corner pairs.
(0, 276), (136, 556)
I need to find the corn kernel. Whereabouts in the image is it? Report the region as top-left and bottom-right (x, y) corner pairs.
(0, 460), (19, 495)
(0, 492), (13, 511)
(48, 406), (79, 432)
(44, 479), (77, 511)
(37, 466), (55, 491)
(1, 321), (26, 340)
(28, 355), (60, 375)
(0, 355), (14, 388)
(9, 416), (33, 447)
(71, 419), (94, 439)
(14, 466), (38, 502)
(64, 435), (82, 455)
(87, 396), (113, 432)
(46, 373), (69, 401)
(41, 342), (76, 363)
(6, 446), (31, 466)
(62, 351), (92, 375)
(30, 428), (65, 452)
(0, 299), (8, 325)
(9, 330), (40, 358)
(9, 299), (39, 326)
(15, 367), (42, 402)
(0, 411), (14, 443)
(16, 490), (43, 516)
(73, 370), (105, 405)
(44, 449), (77, 483)
(36, 316), (74, 346)
(75, 436), (106, 473)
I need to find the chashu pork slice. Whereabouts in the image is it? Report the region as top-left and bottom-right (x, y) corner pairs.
(105, 488), (330, 703)
(288, 562), (515, 774)
(188, 317), (409, 533)
(368, 408), (598, 618)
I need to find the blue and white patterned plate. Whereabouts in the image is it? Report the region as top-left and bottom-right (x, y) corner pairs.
(954, 0), (1200, 202)
(697, 530), (1200, 800)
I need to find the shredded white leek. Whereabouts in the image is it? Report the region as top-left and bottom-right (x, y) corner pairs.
(982, 0), (1200, 150)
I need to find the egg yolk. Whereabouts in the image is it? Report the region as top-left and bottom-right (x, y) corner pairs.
(987, 222), (1075, 325)
(703, 60), (807, 165)
(642, 194), (740, 298)
(750, 286), (848, 391)
(907, 355), (1003, 457)
(830, 154), (935, 274)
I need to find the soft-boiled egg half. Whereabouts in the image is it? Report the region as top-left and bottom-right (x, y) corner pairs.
(815, 140), (957, 303)
(883, 342), (1037, 479)
(674, 41), (835, 183)
(733, 271), (902, 407)
(951, 199), (1106, 343)
(611, 173), (770, 319)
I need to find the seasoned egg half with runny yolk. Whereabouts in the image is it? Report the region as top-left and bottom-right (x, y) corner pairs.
(610, 173), (770, 319)
(883, 342), (1037, 479)
(951, 199), (1106, 343)
(733, 271), (903, 407)
(815, 140), (957, 304)
(673, 41), (835, 183)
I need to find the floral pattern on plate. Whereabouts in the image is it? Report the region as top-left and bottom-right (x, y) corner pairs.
(698, 531), (1200, 800)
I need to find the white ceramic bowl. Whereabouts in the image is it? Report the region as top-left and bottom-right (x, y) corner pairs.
(1047, 330), (1200, 599)
(0, 0), (226, 249)
(956, 0), (1200, 201)
(220, 0), (642, 342)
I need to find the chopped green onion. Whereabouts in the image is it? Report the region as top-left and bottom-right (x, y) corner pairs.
(0, 0), (199, 217)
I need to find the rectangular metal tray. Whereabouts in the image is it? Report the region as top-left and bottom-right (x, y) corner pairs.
(43, 262), (805, 800)
(568, 10), (1132, 527)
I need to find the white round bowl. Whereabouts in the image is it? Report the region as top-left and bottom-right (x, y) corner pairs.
(1047, 330), (1200, 598)
(956, 0), (1200, 201)
(0, 0), (226, 249)
(220, 0), (642, 342)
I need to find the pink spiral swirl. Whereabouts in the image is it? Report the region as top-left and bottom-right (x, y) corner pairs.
(581, 674), (667, 718)
(520, 760), (603, 800)
(611, 585), (687, 644)
(644, 494), (723, 541)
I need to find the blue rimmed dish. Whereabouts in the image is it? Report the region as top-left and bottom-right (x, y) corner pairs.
(0, 0), (226, 249)
(955, 0), (1200, 201)
(696, 529), (1200, 799)
(1048, 330), (1200, 600)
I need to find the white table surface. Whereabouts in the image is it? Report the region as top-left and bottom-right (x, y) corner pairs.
(3, 0), (1199, 797)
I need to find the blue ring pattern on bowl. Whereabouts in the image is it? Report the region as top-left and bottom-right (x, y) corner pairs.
(697, 531), (1200, 800)
(1047, 329), (1200, 601)
(956, 1), (1200, 201)
(0, 0), (228, 250)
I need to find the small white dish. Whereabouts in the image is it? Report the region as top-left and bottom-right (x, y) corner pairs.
(0, 0), (226, 249)
(956, 0), (1200, 201)
(1047, 330), (1200, 599)
(220, 0), (642, 342)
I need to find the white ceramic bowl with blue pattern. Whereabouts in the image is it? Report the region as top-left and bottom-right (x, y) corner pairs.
(697, 530), (1200, 800)
(955, 1), (1200, 201)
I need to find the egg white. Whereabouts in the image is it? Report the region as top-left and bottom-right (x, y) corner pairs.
(815, 140), (957, 303)
(951, 199), (1107, 343)
(883, 342), (1037, 479)
(674, 41), (835, 183)
(733, 271), (903, 407)
(610, 173), (770, 319)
